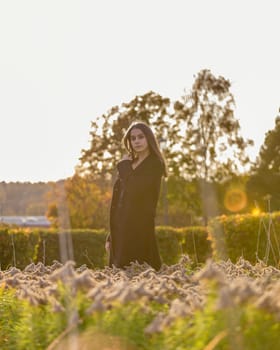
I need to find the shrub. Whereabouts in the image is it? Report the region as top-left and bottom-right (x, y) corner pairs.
(156, 226), (211, 265)
(208, 211), (280, 266)
(0, 226), (210, 269)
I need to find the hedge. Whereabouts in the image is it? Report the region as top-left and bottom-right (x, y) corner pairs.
(0, 225), (210, 270)
(209, 211), (280, 266)
(2, 212), (280, 270)
(156, 226), (212, 265)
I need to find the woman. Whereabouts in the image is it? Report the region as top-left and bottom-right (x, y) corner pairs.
(105, 121), (167, 270)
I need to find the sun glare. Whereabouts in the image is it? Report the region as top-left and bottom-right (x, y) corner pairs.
(224, 188), (247, 212)
(252, 208), (261, 216)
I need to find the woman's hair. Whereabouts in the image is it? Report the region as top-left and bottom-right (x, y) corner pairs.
(123, 121), (167, 176)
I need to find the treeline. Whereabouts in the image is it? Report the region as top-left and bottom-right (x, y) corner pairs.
(1, 69), (280, 228)
(0, 181), (52, 216)
(46, 70), (280, 229)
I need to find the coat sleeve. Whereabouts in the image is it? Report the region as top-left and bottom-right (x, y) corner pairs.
(149, 160), (164, 211)
(117, 160), (133, 181)
(107, 161), (133, 244)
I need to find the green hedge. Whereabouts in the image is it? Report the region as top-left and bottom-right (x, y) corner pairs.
(0, 226), (108, 270)
(0, 225), (210, 270)
(156, 226), (211, 265)
(209, 211), (280, 266)
(3, 211), (280, 270)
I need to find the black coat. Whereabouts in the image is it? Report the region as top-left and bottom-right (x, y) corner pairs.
(108, 153), (163, 270)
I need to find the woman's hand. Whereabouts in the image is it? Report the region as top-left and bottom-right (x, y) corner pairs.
(105, 241), (110, 253)
(121, 154), (133, 161)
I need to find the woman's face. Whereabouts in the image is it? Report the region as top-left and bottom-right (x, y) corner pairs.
(130, 128), (149, 154)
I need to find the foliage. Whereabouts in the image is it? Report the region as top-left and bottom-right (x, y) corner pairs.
(2, 258), (280, 349)
(158, 176), (203, 226)
(0, 286), (68, 350)
(0, 226), (209, 269)
(46, 175), (111, 230)
(217, 174), (249, 215)
(78, 91), (172, 178)
(0, 181), (52, 216)
(0, 227), (106, 269)
(3, 211), (280, 271)
(152, 302), (280, 350)
(76, 70), (255, 227)
(0, 287), (22, 349)
(79, 70), (252, 184)
(209, 211), (280, 266)
(173, 69), (253, 182)
(64, 174), (111, 229)
(257, 113), (280, 173)
(1, 71), (256, 229)
(247, 113), (280, 211)
(156, 226), (211, 264)
(247, 172), (280, 212)
(47, 174), (210, 230)
(45, 202), (59, 228)
(0, 226), (41, 269)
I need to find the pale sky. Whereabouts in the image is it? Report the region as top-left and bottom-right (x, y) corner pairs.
(0, 0), (279, 182)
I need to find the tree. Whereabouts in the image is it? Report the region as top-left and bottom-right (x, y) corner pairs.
(65, 174), (111, 229)
(77, 71), (253, 226)
(257, 113), (280, 173)
(172, 69), (253, 223)
(173, 69), (253, 182)
(247, 112), (280, 211)
(78, 90), (202, 226)
(78, 91), (178, 179)
(158, 176), (203, 226)
(46, 176), (111, 229)
(46, 202), (59, 228)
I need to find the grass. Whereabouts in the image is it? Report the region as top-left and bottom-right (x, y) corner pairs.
(1, 257), (280, 349)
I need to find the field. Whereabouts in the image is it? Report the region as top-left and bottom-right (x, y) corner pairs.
(1, 256), (280, 350)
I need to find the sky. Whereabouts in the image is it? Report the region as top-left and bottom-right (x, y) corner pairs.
(0, 0), (279, 183)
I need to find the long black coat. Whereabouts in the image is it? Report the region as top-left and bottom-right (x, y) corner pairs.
(108, 153), (163, 270)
